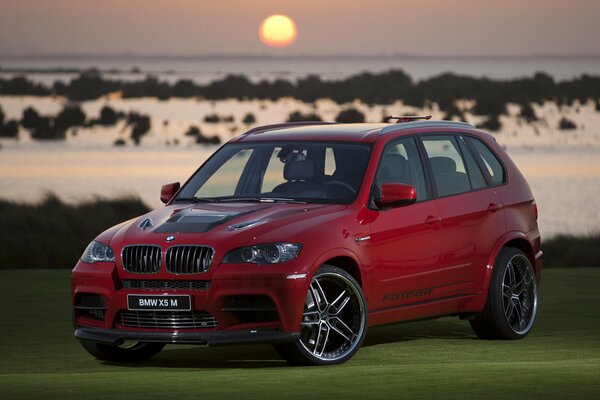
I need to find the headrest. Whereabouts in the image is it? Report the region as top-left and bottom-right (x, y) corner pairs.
(284, 159), (315, 181)
(380, 154), (408, 182)
(430, 157), (457, 174)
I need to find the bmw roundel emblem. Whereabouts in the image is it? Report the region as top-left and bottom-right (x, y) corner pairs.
(166, 235), (175, 242)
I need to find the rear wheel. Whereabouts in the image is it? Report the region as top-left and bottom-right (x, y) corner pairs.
(274, 265), (367, 365)
(470, 247), (538, 340)
(79, 341), (165, 362)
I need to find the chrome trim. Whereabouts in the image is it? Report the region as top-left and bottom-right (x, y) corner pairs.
(354, 235), (371, 243)
(137, 218), (154, 230)
(286, 273), (307, 280)
(227, 218), (271, 231)
(121, 245), (163, 274)
(165, 244), (215, 275)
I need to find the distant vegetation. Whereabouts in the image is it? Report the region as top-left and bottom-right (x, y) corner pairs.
(558, 117), (577, 130)
(287, 110), (322, 122)
(0, 106), (19, 138)
(335, 107), (365, 123)
(543, 234), (600, 268)
(2, 70), (599, 121)
(183, 125), (221, 145)
(204, 113), (234, 124)
(0, 194), (150, 269)
(0, 192), (596, 268)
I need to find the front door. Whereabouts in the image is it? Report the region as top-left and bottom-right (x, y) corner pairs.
(369, 137), (450, 311)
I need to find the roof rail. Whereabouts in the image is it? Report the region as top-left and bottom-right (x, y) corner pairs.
(378, 120), (474, 136)
(383, 115), (432, 123)
(243, 121), (338, 135)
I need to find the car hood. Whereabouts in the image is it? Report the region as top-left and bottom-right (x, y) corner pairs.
(109, 201), (347, 247)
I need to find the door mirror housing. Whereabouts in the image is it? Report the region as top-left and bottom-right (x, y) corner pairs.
(374, 183), (417, 209)
(160, 182), (180, 204)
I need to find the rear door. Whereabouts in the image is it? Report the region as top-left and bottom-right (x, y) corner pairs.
(419, 134), (505, 295)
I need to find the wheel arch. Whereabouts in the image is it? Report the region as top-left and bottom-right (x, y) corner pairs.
(474, 231), (536, 310)
(309, 248), (365, 290)
(322, 256), (363, 287)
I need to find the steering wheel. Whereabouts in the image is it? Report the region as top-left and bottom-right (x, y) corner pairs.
(325, 180), (357, 194)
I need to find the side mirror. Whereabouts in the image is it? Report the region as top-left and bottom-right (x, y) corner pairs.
(160, 182), (180, 204)
(374, 183), (417, 209)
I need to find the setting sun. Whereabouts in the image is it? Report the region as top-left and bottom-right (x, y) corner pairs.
(259, 15), (298, 48)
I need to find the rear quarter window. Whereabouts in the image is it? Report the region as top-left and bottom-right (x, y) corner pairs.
(466, 137), (505, 185)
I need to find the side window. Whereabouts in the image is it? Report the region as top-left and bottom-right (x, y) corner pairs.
(466, 137), (505, 185)
(458, 138), (487, 190)
(421, 135), (471, 197)
(376, 137), (428, 201)
(324, 147), (336, 176)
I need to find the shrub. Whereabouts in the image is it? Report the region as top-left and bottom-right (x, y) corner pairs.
(0, 194), (150, 269)
(287, 111), (322, 122)
(242, 113), (256, 124)
(21, 107), (41, 128)
(54, 105), (86, 131)
(99, 106), (118, 125)
(204, 114), (221, 123)
(558, 117), (576, 130)
(477, 115), (502, 131)
(0, 120), (19, 138)
(126, 112), (151, 145)
(196, 134), (221, 145)
(335, 107), (365, 123)
(519, 103), (538, 122)
(543, 234), (600, 268)
(184, 126), (201, 137)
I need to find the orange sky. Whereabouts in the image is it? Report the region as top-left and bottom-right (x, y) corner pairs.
(0, 0), (599, 55)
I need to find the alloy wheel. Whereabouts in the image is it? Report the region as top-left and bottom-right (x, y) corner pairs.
(299, 272), (367, 362)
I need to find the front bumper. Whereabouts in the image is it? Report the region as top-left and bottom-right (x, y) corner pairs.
(71, 260), (311, 339)
(75, 326), (300, 346)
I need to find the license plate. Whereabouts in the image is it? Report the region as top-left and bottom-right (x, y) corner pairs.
(127, 294), (191, 311)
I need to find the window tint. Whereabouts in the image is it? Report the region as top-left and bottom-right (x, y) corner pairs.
(422, 136), (471, 197)
(376, 137), (428, 201)
(261, 147), (285, 192)
(458, 138), (487, 190)
(466, 137), (505, 185)
(195, 148), (253, 197)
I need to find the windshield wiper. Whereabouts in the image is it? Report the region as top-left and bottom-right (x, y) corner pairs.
(172, 197), (217, 203)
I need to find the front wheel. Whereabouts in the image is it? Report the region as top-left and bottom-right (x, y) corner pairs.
(470, 247), (538, 340)
(274, 265), (368, 365)
(79, 340), (165, 362)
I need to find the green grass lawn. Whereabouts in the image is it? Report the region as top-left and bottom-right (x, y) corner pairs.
(0, 269), (599, 400)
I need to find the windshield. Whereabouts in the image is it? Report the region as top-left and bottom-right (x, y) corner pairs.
(176, 141), (372, 204)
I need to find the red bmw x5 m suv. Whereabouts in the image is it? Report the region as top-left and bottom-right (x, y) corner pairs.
(72, 119), (542, 365)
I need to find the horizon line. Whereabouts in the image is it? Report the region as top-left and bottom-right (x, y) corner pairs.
(2, 52), (600, 60)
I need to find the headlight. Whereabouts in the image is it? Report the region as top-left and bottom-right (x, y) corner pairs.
(81, 241), (116, 263)
(223, 243), (301, 265)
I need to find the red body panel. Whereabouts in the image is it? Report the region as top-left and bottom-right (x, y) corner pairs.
(72, 122), (542, 341)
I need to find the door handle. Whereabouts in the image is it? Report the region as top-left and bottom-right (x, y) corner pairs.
(487, 203), (502, 212)
(424, 215), (441, 225)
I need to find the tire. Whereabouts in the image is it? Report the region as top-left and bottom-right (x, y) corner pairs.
(470, 247), (538, 340)
(274, 265), (368, 365)
(79, 341), (165, 362)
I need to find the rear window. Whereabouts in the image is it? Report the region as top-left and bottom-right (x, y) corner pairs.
(466, 137), (505, 185)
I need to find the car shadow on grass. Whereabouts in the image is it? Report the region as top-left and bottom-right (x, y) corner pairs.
(101, 319), (476, 369)
(362, 319), (477, 347)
